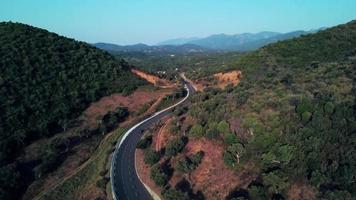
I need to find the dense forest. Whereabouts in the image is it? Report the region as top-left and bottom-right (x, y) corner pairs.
(113, 51), (243, 80)
(165, 20), (356, 199)
(0, 22), (145, 199)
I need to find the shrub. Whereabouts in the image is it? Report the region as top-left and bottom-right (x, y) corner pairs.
(189, 124), (204, 137)
(144, 149), (160, 166)
(324, 102), (334, 114)
(150, 164), (168, 187)
(206, 127), (219, 139)
(176, 158), (192, 173)
(101, 107), (129, 133)
(165, 137), (187, 157)
(99, 170), (107, 176)
(34, 145), (65, 178)
(301, 111), (312, 123)
(96, 177), (109, 189)
(217, 120), (230, 135)
(223, 143), (245, 167)
(224, 133), (239, 145)
(235, 92), (250, 107)
(190, 151), (204, 165)
(136, 135), (152, 149)
(248, 185), (267, 200)
(177, 151), (204, 173)
(296, 98), (313, 114)
(262, 171), (290, 195)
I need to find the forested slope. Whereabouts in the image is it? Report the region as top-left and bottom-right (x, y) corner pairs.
(181, 20), (356, 199)
(0, 22), (145, 199)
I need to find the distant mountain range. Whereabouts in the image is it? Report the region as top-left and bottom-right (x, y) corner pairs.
(158, 29), (323, 51)
(95, 29), (324, 53)
(94, 42), (210, 54)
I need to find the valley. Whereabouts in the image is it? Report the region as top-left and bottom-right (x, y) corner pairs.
(0, 4), (355, 200)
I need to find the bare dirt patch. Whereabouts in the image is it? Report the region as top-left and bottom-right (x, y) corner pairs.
(152, 116), (172, 152)
(132, 69), (175, 88)
(137, 125), (258, 200)
(213, 70), (242, 89)
(189, 70), (242, 91)
(182, 138), (258, 200)
(82, 89), (171, 129)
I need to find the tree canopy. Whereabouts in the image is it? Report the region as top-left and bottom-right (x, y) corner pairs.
(0, 22), (145, 199)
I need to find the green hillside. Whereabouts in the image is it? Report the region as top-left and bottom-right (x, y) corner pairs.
(0, 22), (145, 199)
(183, 20), (356, 199)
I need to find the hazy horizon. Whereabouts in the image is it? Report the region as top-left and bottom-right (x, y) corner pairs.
(1, 0), (356, 45)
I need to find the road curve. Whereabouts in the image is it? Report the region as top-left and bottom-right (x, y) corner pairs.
(110, 80), (195, 200)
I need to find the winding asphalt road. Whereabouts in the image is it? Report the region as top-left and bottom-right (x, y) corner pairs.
(110, 79), (195, 200)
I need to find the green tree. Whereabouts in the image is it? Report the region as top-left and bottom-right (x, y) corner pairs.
(176, 158), (193, 173)
(150, 164), (168, 187)
(217, 120), (230, 135)
(189, 124), (204, 137)
(262, 171), (289, 195)
(0, 22), (145, 199)
(206, 124), (219, 139)
(177, 151), (204, 173)
(190, 151), (204, 165)
(223, 143), (245, 167)
(136, 135), (152, 149)
(301, 111), (312, 123)
(248, 185), (267, 200)
(324, 102), (334, 114)
(224, 133), (239, 145)
(144, 149), (160, 166)
(165, 137), (186, 157)
(296, 97), (313, 114)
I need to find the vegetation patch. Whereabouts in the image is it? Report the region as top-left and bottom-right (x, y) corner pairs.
(0, 22), (145, 199)
(39, 128), (125, 200)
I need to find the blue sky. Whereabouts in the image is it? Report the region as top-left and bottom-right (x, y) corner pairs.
(1, 0), (356, 45)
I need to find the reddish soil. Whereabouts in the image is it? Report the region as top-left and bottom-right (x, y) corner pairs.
(135, 149), (165, 199)
(287, 182), (318, 200)
(82, 90), (170, 128)
(190, 70), (242, 91)
(213, 70), (242, 89)
(132, 69), (175, 88)
(137, 119), (258, 200)
(25, 87), (174, 200)
(152, 116), (172, 151)
(180, 138), (258, 200)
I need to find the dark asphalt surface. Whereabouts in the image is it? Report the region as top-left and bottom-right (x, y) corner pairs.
(111, 81), (195, 200)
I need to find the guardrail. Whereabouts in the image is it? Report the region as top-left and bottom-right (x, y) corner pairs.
(110, 84), (190, 200)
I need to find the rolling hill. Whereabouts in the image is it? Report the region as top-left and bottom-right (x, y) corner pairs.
(175, 20), (356, 199)
(97, 29), (324, 55)
(94, 42), (212, 54)
(0, 22), (145, 199)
